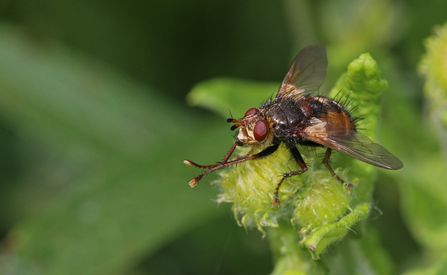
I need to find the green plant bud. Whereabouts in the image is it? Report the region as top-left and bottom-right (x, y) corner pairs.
(216, 145), (304, 235)
(419, 22), (447, 129)
(292, 170), (351, 228)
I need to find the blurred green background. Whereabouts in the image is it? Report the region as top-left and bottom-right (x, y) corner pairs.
(0, 0), (447, 274)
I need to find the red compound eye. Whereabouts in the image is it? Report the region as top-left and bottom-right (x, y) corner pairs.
(254, 120), (268, 141)
(244, 108), (259, 117)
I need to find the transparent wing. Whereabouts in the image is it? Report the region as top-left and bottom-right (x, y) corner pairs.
(276, 45), (327, 100)
(303, 120), (403, 170)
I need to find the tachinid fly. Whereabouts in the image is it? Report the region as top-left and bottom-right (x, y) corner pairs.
(184, 45), (403, 207)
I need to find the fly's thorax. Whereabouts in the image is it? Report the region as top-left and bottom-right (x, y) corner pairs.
(237, 109), (274, 147)
(267, 101), (304, 126)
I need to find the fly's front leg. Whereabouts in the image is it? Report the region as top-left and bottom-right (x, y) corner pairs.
(232, 146), (254, 161)
(273, 145), (308, 208)
(185, 143), (280, 188)
(184, 140), (243, 169)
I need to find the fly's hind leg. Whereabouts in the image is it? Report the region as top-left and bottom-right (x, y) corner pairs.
(322, 148), (343, 182)
(322, 148), (352, 192)
(273, 145), (308, 208)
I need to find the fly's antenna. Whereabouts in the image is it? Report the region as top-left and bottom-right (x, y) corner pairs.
(227, 110), (242, 131)
(227, 118), (242, 131)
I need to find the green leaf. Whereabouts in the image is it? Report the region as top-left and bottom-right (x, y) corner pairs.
(403, 254), (447, 275)
(399, 154), (447, 249)
(187, 77), (279, 117)
(0, 23), (226, 274)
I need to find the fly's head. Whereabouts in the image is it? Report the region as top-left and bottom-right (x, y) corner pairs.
(228, 108), (274, 147)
